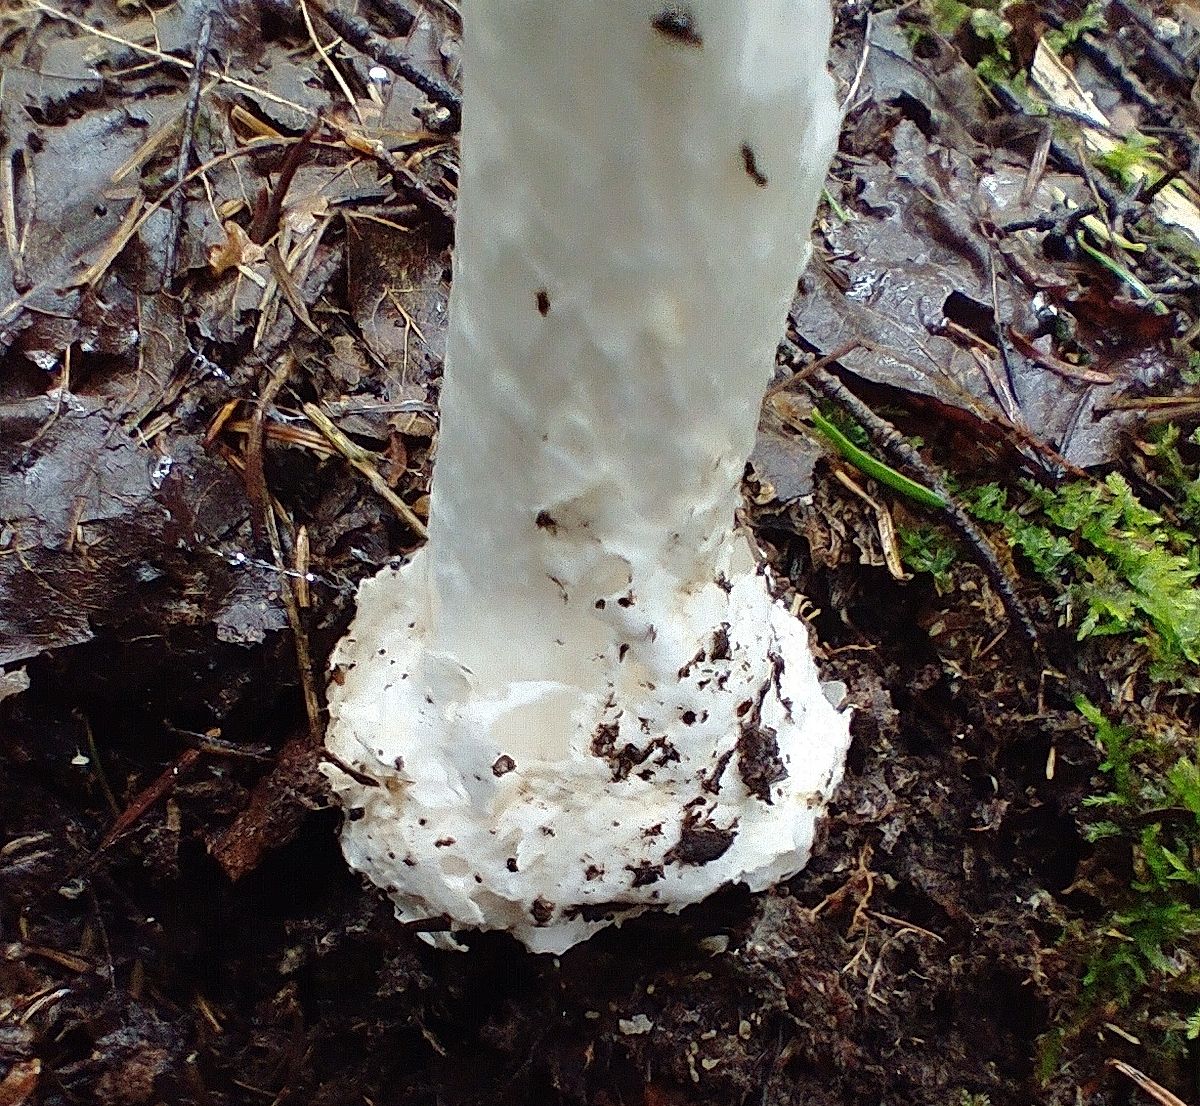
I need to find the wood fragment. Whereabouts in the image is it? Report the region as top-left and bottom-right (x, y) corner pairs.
(295, 526), (311, 609)
(303, 401), (429, 538)
(830, 468), (909, 582)
(1028, 41), (1200, 248)
(95, 749), (201, 854)
(0, 151), (27, 291)
(781, 339), (1041, 647)
(1006, 326), (1116, 385)
(204, 400), (242, 448)
(247, 360), (326, 749)
(163, 12), (214, 287)
(0, 1059), (40, 1106)
(209, 732), (326, 881)
(1108, 1060), (1193, 1106)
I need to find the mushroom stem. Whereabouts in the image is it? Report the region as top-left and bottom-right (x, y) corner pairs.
(326, 0), (850, 954)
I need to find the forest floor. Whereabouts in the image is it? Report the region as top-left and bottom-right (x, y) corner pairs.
(1, 1), (1199, 1104)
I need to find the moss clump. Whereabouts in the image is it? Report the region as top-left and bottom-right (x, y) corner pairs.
(962, 471), (1200, 684)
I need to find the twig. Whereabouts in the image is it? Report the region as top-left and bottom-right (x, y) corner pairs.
(840, 12), (872, 119)
(254, 0), (461, 127)
(248, 123), (320, 245)
(998, 202), (1099, 233)
(988, 250), (1019, 414)
(1, 150), (28, 291)
(264, 244), (319, 334)
(162, 721), (274, 761)
(1108, 1060), (1193, 1106)
(766, 340), (859, 400)
(94, 749), (201, 854)
(80, 713), (120, 815)
(314, 1), (461, 127)
(781, 339), (1040, 647)
(29, 2), (316, 118)
(298, 0), (363, 123)
(76, 196), (145, 287)
(163, 10), (213, 287)
(864, 910), (944, 943)
(990, 79), (1187, 298)
(329, 117), (455, 222)
(303, 401), (429, 538)
(244, 374), (277, 552)
(247, 361), (325, 747)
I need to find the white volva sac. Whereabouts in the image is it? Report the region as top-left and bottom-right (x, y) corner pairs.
(325, 0), (851, 954)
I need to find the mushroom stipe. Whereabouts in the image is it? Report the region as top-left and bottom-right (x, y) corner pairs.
(324, 0), (851, 954)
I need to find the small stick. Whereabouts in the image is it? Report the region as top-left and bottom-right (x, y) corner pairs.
(782, 339), (1040, 647)
(162, 721), (274, 761)
(1108, 1060), (1192, 1106)
(248, 123), (320, 245)
(766, 339), (859, 399)
(255, 0), (461, 127)
(303, 401), (429, 538)
(315, 2), (462, 127)
(249, 362), (326, 747)
(0, 151), (28, 291)
(330, 118), (455, 222)
(163, 10), (214, 287)
(94, 749), (201, 854)
(264, 244), (320, 334)
(299, 0), (363, 122)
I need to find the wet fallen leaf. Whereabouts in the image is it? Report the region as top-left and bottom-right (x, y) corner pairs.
(208, 220), (264, 277)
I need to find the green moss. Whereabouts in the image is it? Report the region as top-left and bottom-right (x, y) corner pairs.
(930, 0), (972, 35)
(1074, 697), (1200, 1017)
(918, 0), (1021, 91)
(898, 429), (1200, 682)
(1092, 131), (1166, 193)
(899, 524), (959, 592)
(897, 438), (1200, 1075)
(962, 472), (1200, 683)
(1044, 2), (1107, 54)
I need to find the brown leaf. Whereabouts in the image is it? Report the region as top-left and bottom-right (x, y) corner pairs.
(207, 220), (263, 277)
(0, 1060), (40, 1106)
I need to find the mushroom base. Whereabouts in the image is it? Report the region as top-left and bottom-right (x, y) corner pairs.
(324, 534), (851, 955)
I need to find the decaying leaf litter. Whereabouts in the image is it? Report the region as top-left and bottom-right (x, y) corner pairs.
(1, 0), (1199, 1103)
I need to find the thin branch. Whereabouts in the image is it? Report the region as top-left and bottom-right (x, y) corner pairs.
(29, 1), (317, 117)
(162, 10), (214, 287)
(780, 339), (1041, 648)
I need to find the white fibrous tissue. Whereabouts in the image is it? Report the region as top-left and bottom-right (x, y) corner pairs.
(324, 0), (851, 954)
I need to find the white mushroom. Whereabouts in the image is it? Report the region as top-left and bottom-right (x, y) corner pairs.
(325, 0), (851, 954)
